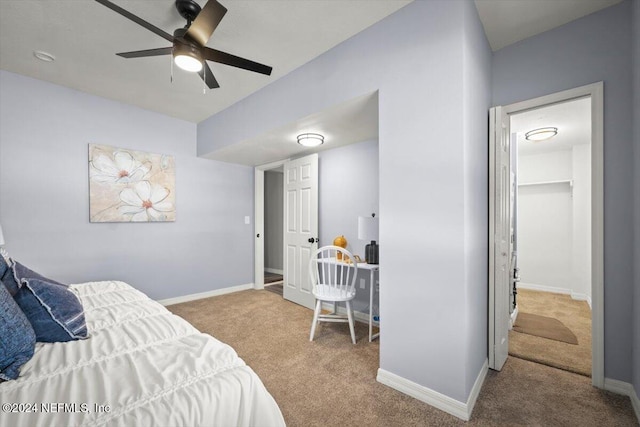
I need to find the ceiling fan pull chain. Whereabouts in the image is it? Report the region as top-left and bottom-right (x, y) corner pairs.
(202, 62), (206, 94)
(170, 54), (174, 84)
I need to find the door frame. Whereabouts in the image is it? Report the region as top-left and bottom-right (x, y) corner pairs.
(254, 159), (290, 290)
(489, 81), (604, 387)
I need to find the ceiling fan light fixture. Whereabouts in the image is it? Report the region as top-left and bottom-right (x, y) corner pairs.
(297, 133), (324, 147)
(525, 127), (558, 142)
(173, 43), (203, 72)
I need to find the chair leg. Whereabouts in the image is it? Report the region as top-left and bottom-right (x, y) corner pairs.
(309, 299), (322, 341)
(346, 300), (356, 344)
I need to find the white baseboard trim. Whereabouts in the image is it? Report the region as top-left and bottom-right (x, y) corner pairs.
(376, 360), (488, 421)
(518, 283), (592, 309)
(321, 302), (379, 326)
(603, 378), (640, 423)
(157, 283), (254, 306)
(570, 292), (592, 309)
(265, 268), (284, 275)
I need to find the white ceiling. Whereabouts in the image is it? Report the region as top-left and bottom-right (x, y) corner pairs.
(0, 0), (412, 123)
(511, 97), (591, 156)
(474, 0), (623, 51)
(0, 0), (621, 166)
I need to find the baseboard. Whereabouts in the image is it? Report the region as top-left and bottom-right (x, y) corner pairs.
(157, 283), (254, 306)
(518, 283), (592, 308)
(265, 268), (284, 275)
(603, 378), (640, 423)
(570, 292), (592, 309)
(321, 302), (379, 326)
(376, 360), (488, 421)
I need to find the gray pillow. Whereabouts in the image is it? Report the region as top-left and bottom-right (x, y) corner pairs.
(0, 280), (36, 380)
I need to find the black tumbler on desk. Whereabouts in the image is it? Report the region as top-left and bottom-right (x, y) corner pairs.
(365, 241), (379, 264)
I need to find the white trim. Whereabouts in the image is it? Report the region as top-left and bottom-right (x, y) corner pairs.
(157, 283), (254, 306)
(603, 378), (640, 423)
(497, 81), (604, 388)
(376, 360), (488, 421)
(570, 292), (592, 309)
(265, 268), (284, 275)
(518, 282), (572, 295)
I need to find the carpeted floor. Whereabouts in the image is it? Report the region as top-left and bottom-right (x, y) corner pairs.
(167, 289), (637, 426)
(510, 289), (591, 376)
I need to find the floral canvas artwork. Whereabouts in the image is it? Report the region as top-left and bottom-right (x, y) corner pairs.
(89, 144), (176, 222)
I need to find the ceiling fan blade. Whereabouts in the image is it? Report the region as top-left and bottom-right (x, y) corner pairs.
(204, 48), (272, 76)
(198, 62), (220, 89)
(116, 47), (173, 59)
(186, 0), (228, 46)
(95, 0), (173, 43)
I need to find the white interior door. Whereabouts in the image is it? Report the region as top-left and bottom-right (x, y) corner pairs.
(283, 154), (318, 309)
(489, 106), (511, 371)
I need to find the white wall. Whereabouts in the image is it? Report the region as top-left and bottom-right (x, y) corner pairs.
(0, 71), (255, 301)
(518, 150), (573, 291)
(572, 144), (592, 303)
(517, 147), (591, 303)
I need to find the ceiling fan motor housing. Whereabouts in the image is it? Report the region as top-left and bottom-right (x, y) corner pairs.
(175, 0), (201, 24)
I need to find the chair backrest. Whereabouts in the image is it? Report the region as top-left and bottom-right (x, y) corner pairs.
(308, 246), (359, 299)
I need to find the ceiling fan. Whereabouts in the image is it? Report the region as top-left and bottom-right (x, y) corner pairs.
(95, 0), (273, 89)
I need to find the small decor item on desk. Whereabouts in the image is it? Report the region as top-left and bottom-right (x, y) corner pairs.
(333, 235), (347, 260)
(365, 241), (379, 265)
(358, 213), (379, 265)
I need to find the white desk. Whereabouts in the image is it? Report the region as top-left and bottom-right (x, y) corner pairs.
(316, 258), (379, 342)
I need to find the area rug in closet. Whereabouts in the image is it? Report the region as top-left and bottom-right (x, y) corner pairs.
(513, 312), (578, 345)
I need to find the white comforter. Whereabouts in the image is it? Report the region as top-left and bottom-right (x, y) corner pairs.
(0, 281), (285, 427)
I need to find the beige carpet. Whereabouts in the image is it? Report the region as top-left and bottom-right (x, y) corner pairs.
(510, 289), (592, 376)
(167, 289), (637, 426)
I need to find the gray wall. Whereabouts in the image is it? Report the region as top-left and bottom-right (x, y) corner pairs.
(632, 0), (640, 400)
(492, 1), (634, 382)
(264, 170), (283, 271)
(462, 0), (492, 396)
(198, 0), (491, 403)
(0, 71), (255, 300)
(318, 139), (379, 314)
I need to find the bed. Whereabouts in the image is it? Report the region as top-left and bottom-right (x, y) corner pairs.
(0, 280), (285, 427)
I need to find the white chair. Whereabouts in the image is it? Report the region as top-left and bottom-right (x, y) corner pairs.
(309, 245), (359, 344)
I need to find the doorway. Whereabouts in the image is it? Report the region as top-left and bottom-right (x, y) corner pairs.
(263, 167), (284, 296)
(509, 97), (592, 377)
(488, 82), (604, 388)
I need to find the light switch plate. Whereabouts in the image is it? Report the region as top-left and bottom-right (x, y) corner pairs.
(244, 216), (250, 225)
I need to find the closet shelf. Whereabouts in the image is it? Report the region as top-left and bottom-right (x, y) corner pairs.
(518, 179), (573, 188)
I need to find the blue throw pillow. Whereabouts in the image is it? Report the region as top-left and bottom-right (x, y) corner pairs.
(14, 278), (88, 343)
(13, 262), (65, 287)
(0, 280), (36, 381)
(0, 254), (20, 296)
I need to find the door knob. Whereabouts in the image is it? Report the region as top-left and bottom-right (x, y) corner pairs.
(308, 237), (318, 243)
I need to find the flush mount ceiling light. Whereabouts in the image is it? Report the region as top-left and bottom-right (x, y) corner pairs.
(33, 50), (55, 62)
(525, 127), (558, 142)
(297, 133), (324, 147)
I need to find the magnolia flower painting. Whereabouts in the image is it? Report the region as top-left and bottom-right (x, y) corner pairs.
(89, 144), (176, 222)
